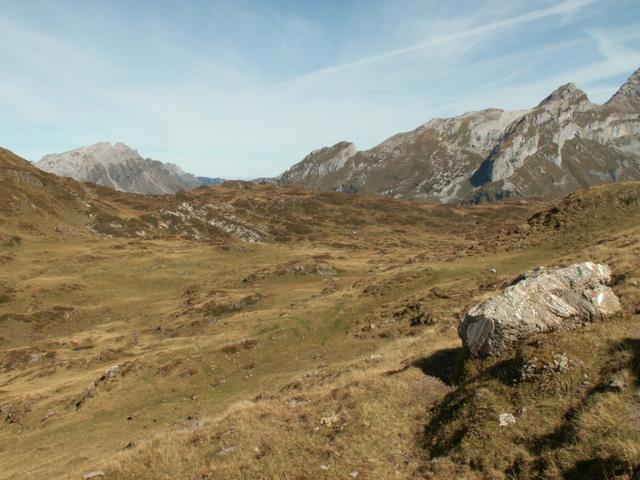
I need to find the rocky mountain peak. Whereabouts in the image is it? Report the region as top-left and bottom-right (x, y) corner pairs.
(310, 141), (356, 157)
(43, 142), (143, 168)
(607, 67), (640, 105)
(36, 142), (202, 194)
(278, 141), (357, 186)
(536, 82), (590, 110)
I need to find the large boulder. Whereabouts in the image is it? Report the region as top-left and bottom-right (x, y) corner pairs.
(459, 262), (621, 357)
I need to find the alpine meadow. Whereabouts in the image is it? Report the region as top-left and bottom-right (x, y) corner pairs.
(1, 2), (639, 479)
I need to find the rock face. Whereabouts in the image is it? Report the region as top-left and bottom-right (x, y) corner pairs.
(607, 67), (640, 110)
(37, 142), (203, 195)
(278, 142), (358, 189)
(279, 67), (640, 203)
(458, 262), (621, 357)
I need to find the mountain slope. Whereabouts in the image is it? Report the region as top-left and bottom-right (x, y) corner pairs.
(3, 143), (639, 479)
(0, 147), (95, 235)
(196, 176), (226, 186)
(279, 67), (640, 203)
(6, 146), (534, 246)
(37, 142), (203, 195)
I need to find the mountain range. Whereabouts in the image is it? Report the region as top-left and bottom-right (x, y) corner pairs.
(31, 67), (640, 202)
(279, 67), (640, 203)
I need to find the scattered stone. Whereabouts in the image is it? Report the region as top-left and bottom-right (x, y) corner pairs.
(217, 446), (236, 456)
(28, 352), (41, 364)
(552, 353), (569, 372)
(82, 471), (105, 479)
(287, 397), (308, 407)
(498, 413), (516, 427)
(349, 471), (360, 478)
(72, 362), (136, 409)
(320, 414), (339, 427)
(1, 403), (15, 424)
(104, 365), (121, 379)
(520, 352), (574, 382)
(184, 415), (205, 431)
(73, 382), (98, 409)
(520, 359), (537, 381)
(459, 262), (621, 357)
(609, 378), (627, 391)
(41, 411), (56, 422)
(394, 300), (434, 326)
(320, 464), (330, 471)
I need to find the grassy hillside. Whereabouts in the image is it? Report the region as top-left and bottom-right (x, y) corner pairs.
(0, 149), (638, 479)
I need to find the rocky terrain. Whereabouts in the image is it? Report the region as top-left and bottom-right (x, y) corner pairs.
(197, 176), (226, 186)
(1, 146), (638, 479)
(37, 142), (205, 195)
(279, 68), (640, 203)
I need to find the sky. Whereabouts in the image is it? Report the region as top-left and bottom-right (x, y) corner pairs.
(1, 0), (640, 179)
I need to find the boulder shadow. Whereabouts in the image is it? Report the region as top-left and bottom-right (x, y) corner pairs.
(411, 347), (466, 387)
(562, 456), (630, 480)
(615, 337), (639, 386)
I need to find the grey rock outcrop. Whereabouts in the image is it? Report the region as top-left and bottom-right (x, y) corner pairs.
(278, 141), (357, 188)
(458, 262), (621, 357)
(607, 67), (640, 109)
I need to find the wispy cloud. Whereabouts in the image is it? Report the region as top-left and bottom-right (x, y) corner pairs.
(283, 0), (597, 88)
(0, 0), (638, 178)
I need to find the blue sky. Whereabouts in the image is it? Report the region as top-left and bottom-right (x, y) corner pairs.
(1, 0), (639, 178)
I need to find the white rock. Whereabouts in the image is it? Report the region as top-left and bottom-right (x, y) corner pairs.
(82, 471), (105, 479)
(499, 413), (516, 427)
(459, 262), (621, 357)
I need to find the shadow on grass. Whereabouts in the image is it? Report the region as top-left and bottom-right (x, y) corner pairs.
(531, 337), (640, 477)
(616, 337), (639, 386)
(411, 347), (465, 387)
(562, 456), (630, 480)
(528, 382), (610, 454)
(418, 336), (640, 477)
(421, 386), (471, 458)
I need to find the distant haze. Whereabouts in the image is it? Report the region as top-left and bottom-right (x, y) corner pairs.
(1, 0), (640, 178)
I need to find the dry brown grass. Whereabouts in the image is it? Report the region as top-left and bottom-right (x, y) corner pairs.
(1, 149), (639, 480)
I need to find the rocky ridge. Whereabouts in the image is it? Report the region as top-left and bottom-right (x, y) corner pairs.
(279, 68), (640, 203)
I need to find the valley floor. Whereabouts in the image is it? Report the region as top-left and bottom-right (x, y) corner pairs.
(1, 184), (639, 479)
